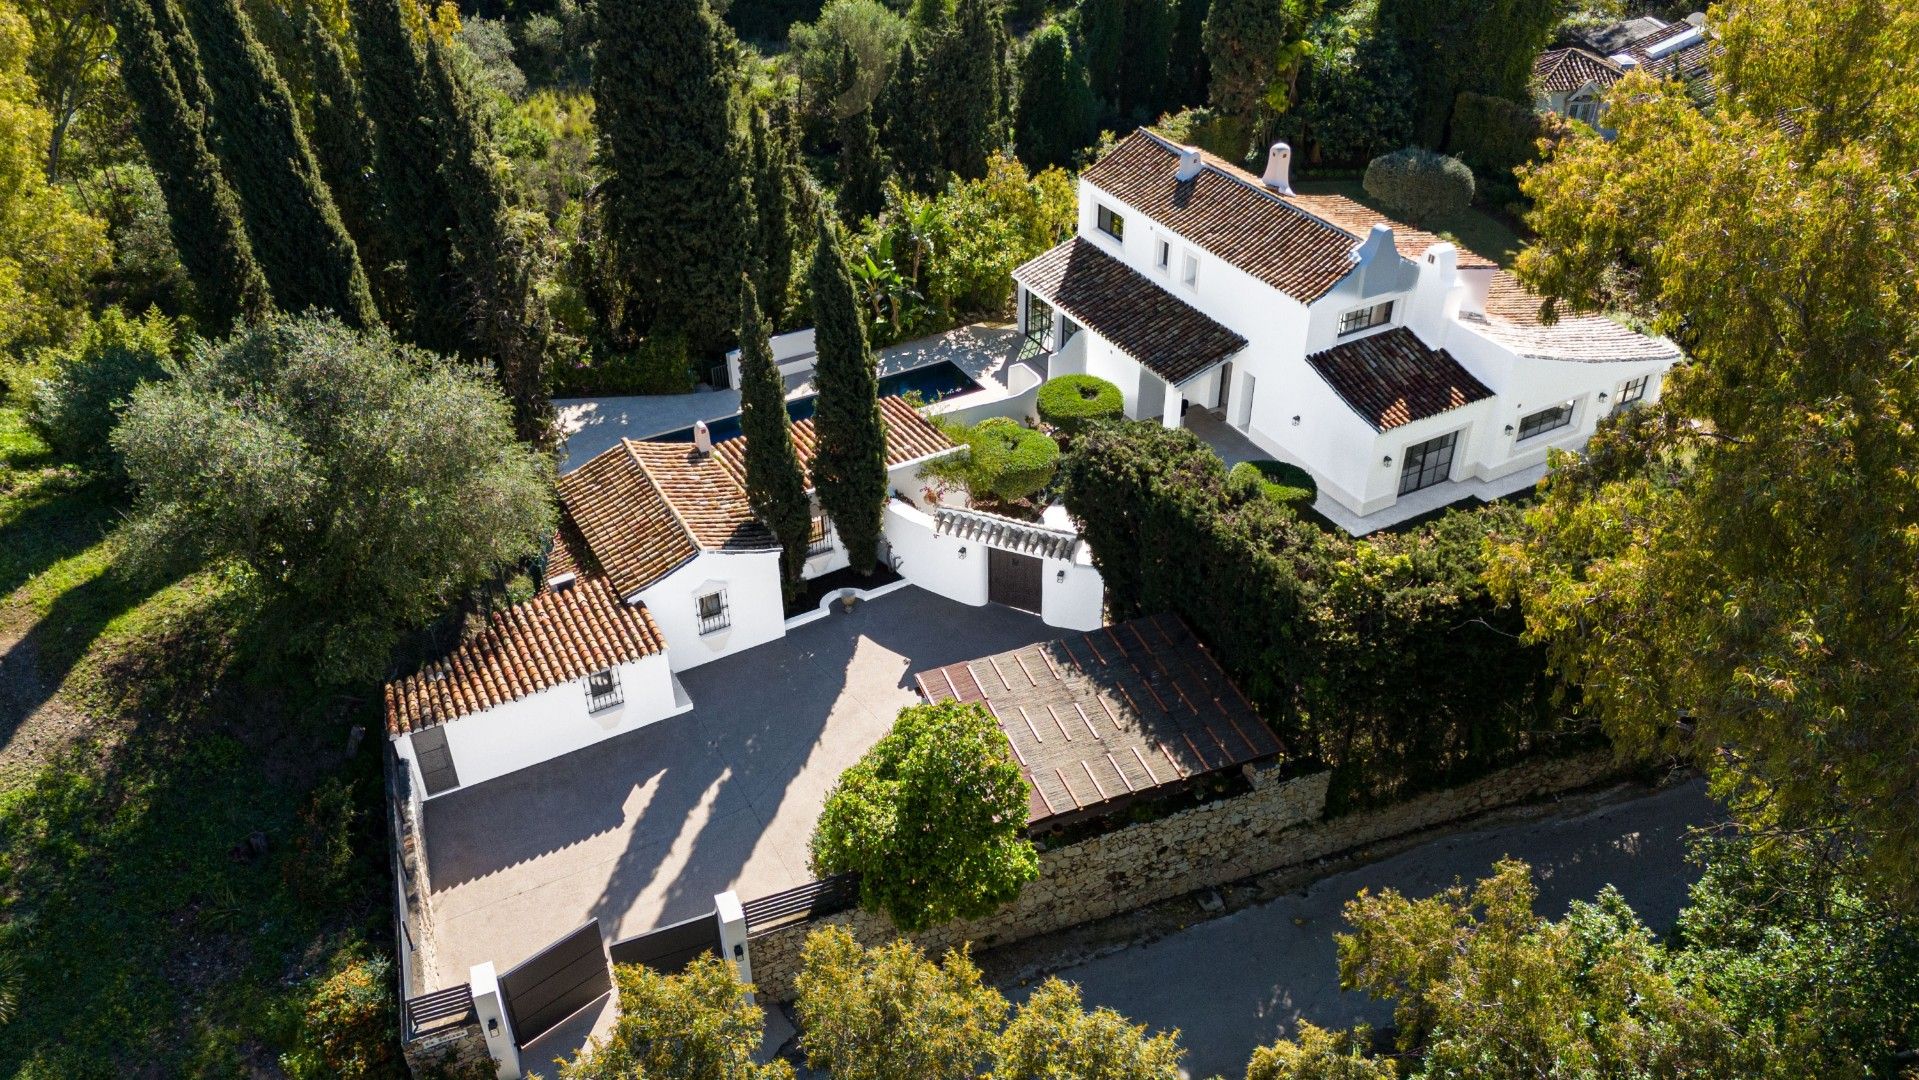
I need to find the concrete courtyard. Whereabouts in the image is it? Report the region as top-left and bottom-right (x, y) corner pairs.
(417, 586), (1054, 988)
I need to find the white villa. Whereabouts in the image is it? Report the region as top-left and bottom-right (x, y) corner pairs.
(1013, 128), (1682, 529)
(1533, 14), (1717, 134)
(385, 396), (1104, 801)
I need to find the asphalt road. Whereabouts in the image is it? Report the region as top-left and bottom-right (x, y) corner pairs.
(1016, 779), (1719, 1079)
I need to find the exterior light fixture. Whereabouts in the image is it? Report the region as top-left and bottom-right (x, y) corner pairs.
(1504, 424), (1515, 435)
(1598, 391), (1609, 401)
(1291, 414), (1301, 426)
(957, 546), (968, 559)
(1382, 454), (1393, 466)
(1056, 569), (1067, 583)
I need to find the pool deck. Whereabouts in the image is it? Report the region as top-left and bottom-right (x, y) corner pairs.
(555, 323), (1025, 473)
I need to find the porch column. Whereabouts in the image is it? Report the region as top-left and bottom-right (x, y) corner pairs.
(470, 962), (523, 1080)
(1160, 376), (1183, 429)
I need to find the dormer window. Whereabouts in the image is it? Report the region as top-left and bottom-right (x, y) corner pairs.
(1097, 205), (1125, 241)
(1338, 300), (1395, 336)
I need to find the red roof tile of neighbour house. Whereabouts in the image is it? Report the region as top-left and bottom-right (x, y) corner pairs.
(1081, 130), (1362, 303)
(385, 576), (667, 733)
(914, 613), (1281, 828)
(1534, 46), (1626, 93)
(1013, 237), (1247, 384)
(1307, 327), (1494, 431)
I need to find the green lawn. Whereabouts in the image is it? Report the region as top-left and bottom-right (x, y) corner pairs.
(1292, 178), (1526, 268)
(0, 409), (398, 1078)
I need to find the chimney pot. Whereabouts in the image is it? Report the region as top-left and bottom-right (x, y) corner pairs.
(1262, 142), (1294, 195)
(1175, 147), (1203, 182)
(693, 419), (714, 455)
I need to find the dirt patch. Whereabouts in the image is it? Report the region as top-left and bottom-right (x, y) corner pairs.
(0, 604), (101, 787)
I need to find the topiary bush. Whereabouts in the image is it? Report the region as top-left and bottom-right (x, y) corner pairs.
(1229, 460), (1318, 506)
(1363, 147), (1475, 225)
(1036, 374), (1123, 437)
(969, 417), (1061, 501)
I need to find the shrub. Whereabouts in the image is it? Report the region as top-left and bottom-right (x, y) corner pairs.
(1036, 374), (1123, 437)
(561, 955), (791, 1080)
(1363, 148), (1475, 224)
(28, 307), (176, 474)
(794, 927), (1006, 1080)
(1448, 91), (1563, 205)
(968, 417), (1062, 501)
(1228, 460), (1318, 506)
(279, 953), (398, 1079)
(810, 700), (1039, 931)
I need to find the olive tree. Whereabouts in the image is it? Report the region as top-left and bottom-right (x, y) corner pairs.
(112, 314), (555, 683)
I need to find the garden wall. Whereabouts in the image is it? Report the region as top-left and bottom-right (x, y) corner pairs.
(747, 749), (1618, 999)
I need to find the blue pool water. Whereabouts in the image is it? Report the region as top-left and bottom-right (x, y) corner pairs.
(653, 360), (981, 443)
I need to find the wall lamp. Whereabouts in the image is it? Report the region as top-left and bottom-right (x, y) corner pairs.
(1504, 424), (1515, 435)
(1291, 414), (1301, 426)
(1598, 390), (1609, 401)
(957, 546), (968, 559)
(1056, 569), (1067, 583)
(1381, 454), (1393, 466)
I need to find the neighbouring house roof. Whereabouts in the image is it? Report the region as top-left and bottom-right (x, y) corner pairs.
(1307, 327), (1494, 431)
(1577, 14), (1672, 54)
(1534, 46), (1625, 93)
(385, 576), (667, 734)
(557, 395), (958, 595)
(1081, 130), (1362, 303)
(914, 613), (1282, 828)
(933, 506), (1078, 561)
(1013, 237), (1247, 384)
(1472, 273), (1682, 365)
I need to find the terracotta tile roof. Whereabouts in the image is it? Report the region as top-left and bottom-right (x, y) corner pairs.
(1282, 195), (1498, 268)
(1468, 272), (1681, 364)
(1534, 47), (1625, 93)
(1014, 238), (1247, 384)
(933, 506), (1078, 560)
(1081, 129), (1361, 303)
(627, 440), (773, 552)
(1307, 328), (1493, 431)
(709, 394), (959, 488)
(915, 613), (1281, 827)
(385, 576), (667, 733)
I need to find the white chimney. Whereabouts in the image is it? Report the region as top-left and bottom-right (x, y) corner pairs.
(693, 419), (713, 456)
(1456, 266), (1495, 317)
(1175, 147), (1203, 182)
(548, 571), (577, 592)
(1262, 142), (1294, 195)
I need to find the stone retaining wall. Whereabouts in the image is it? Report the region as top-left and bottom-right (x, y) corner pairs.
(748, 749), (1618, 1000)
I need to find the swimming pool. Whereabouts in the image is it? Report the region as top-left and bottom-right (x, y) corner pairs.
(652, 360), (982, 444)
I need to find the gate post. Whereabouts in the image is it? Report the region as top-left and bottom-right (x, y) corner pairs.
(715, 891), (752, 998)
(469, 962), (524, 1080)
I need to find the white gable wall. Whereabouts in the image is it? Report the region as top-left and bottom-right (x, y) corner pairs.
(634, 549), (785, 672)
(392, 649), (685, 797)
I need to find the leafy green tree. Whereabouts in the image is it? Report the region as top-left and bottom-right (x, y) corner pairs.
(112, 314), (555, 684)
(23, 0), (115, 182)
(180, 0), (378, 325)
(994, 978), (1185, 1080)
(0, 0), (107, 351)
(560, 955), (793, 1080)
(789, 0), (906, 122)
(28, 306), (175, 474)
(1375, 0), (1560, 146)
(107, 0), (268, 333)
(794, 927), (1007, 1080)
(1245, 1023), (1395, 1080)
(1274, 0), (1415, 168)
(1015, 23), (1096, 170)
(1488, 0), (1919, 889)
(1201, 0), (1320, 152)
(595, 0), (751, 354)
(736, 277), (812, 594)
(806, 214), (888, 573)
(810, 700), (1039, 930)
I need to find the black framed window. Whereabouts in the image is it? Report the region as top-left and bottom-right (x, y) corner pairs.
(1059, 316), (1080, 345)
(1617, 375), (1649, 406)
(1338, 300), (1395, 336)
(586, 667), (622, 713)
(1517, 401), (1575, 440)
(696, 590), (730, 635)
(1023, 294), (1054, 345)
(1399, 431), (1458, 495)
(1096, 205), (1125, 240)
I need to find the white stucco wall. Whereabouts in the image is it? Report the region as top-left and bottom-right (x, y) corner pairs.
(883, 500), (988, 606)
(1041, 547), (1104, 630)
(393, 650), (687, 797)
(634, 550), (786, 672)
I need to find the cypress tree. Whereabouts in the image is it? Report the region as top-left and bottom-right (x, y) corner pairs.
(1078, 0), (1177, 121)
(1015, 23), (1096, 170)
(181, 0), (378, 326)
(736, 276), (812, 594)
(422, 33), (553, 443)
(922, 0), (1010, 180)
(876, 37), (941, 193)
(833, 45), (888, 223)
(807, 215), (888, 574)
(350, 0), (463, 353)
(595, 0), (751, 355)
(300, 9), (393, 312)
(747, 105), (801, 328)
(107, 0), (270, 331)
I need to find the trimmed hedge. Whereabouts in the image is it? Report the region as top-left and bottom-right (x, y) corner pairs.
(1229, 460), (1317, 505)
(967, 417), (1060, 501)
(1363, 147), (1475, 225)
(1036, 374), (1123, 436)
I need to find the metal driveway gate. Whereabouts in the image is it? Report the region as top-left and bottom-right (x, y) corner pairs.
(498, 920), (610, 1049)
(987, 548), (1043, 613)
(608, 908), (722, 975)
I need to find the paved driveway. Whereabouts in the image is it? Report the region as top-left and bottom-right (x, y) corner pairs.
(419, 587), (1055, 986)
(1012, 780), (1719, 1079)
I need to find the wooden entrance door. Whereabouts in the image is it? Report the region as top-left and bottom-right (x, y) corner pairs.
(987, 548), (1043, 613)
